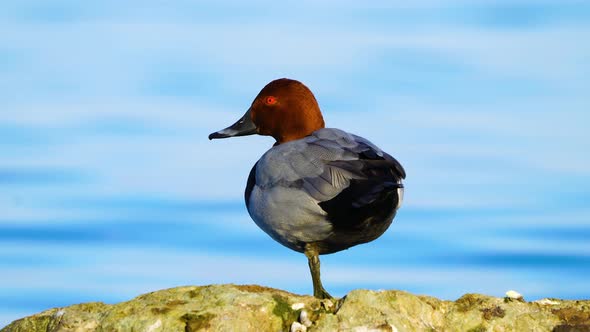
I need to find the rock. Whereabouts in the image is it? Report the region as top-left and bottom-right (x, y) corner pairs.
(2, 284), (589, 332)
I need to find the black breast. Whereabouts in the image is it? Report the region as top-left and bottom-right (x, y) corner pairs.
(244, 162), (258, 208)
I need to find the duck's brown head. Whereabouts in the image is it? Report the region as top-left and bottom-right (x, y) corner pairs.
(209, 78), (325, 144)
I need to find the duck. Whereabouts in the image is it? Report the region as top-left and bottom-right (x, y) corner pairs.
(209, 78), (406, 299)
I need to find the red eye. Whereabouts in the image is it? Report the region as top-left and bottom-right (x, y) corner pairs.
(264, 96), (277, 105)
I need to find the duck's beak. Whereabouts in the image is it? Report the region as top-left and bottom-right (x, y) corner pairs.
(208, 108), (257, 140)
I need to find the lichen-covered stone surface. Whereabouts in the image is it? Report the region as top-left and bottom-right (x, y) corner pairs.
(2, 284), (589, 332)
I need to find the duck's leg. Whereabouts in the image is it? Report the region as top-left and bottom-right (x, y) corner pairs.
(304, 243), (333, 299)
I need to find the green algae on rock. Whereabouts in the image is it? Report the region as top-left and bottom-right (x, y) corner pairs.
(2, 284), (589, 332)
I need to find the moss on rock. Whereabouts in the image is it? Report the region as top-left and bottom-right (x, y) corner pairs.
(180, 312), (216, 332)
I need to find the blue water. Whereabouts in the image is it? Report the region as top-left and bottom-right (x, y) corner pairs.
(2, 0), (590, 328)
(1, 194), (589, 327)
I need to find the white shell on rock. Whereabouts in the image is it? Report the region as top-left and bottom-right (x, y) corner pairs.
(352, 326), (397, 332)
(505, 290), (523, 299)
(299, 310), (312, 327)
(291, 302), (305, 310)
(53, 309), (66, 318)
(146, 319), (162, 332)
(534, 298), (560, 305)
(321, 299), (334, 309)
(290, 321), (307, 332)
